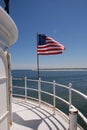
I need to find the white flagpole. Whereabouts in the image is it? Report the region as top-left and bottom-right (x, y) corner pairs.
(37, 33), (40, 79)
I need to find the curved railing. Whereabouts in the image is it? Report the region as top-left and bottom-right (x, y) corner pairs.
(12, 77), (87, 128)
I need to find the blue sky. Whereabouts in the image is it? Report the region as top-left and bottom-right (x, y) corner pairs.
(1, 0), (87, 69)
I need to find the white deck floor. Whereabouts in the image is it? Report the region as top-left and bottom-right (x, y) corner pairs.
(11, 98), (82, 130)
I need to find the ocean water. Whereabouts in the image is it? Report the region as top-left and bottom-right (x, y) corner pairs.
(12, 70), (87, 129)
(12, 70), (87, 94)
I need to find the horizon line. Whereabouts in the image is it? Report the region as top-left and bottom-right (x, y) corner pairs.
(12, 67), (87, 70)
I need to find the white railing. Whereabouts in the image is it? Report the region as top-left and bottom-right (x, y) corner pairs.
(12, 77), (87, 127)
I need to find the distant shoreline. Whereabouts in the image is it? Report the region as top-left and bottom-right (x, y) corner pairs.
(12, 68), (87, 71)
(34, 68), (87, 71)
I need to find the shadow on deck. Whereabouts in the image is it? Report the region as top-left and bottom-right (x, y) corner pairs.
(11, 98), (70, 130)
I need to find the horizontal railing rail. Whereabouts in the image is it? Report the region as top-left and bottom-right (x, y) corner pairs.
(12, 77), (87, 127)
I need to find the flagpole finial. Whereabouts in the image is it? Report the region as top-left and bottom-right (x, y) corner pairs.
(4, 0), (9, 14)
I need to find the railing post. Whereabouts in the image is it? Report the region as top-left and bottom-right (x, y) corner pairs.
(69, 83), (72, 109)
(68, 83), (78, 130)
(69, 108), (78, 130)
(38, 78), (41, 107)
(25, 77), (27, 101)
(53, 80), (56, 114)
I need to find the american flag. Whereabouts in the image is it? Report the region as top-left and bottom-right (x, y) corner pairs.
(37, 34), (65, 55)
